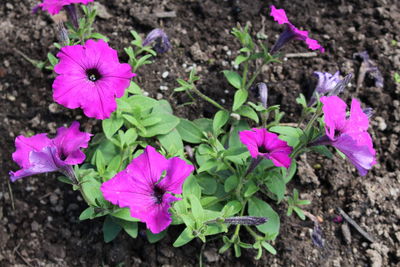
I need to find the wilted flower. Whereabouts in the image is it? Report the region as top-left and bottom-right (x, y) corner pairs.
(101, 146), (194, 233)
(142, 29), (172, 54)
(250, 82), (268, 108)
(354, 51), (384, 89)
(53, 39), (135, 120)
(311, 96), (376, 176)
(34, 0), (93, 16)
(270, 5), (324, 54)
(239, 128), (293, 168)
(10, 122), (92, 182)
(310, 224), (325, 248)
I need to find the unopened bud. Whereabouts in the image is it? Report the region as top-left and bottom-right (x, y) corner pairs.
(223, 216), (268, 225)
(57, 23), (70, 46)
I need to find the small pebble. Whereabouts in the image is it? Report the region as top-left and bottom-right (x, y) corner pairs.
(161, 71), (169, 78)
(159, 85), (169, 91)
(341, 223), (352, 244)
(156, 93), (163, 100)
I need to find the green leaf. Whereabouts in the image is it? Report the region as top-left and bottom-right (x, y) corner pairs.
(265, 175), (286, 202)
(126, 81), (142, 95)
(269, 125), (303, 147)
(232, 90), (248, 111)
(248, 197), (280, 236)
(237, 105), (259, 123)
(197, 159), (218, 173)
(146, 230), (167, 243)
(234, 55), (248, 66)
(157, 129), (184, 156)
(176, 119), (204, 143)
(213, 110), (230, 136)
(222, 200), (242, 217)
(223, 70), (242, 89)
(89, 32), (109, 42)
(124, 128), (138, 146)
(173, 228), (195, 247)
(228, 120), (249, 148)
(189, 195), (204, 224)
(79, 207), (95, 221)
(197, 174), (218, 195)
(224, 175), (239, 192)
(119, 220), (138, 238)
(127, 95), (158, 112)
(57, 176), (73, 185)
(103, 216), (122, 243)
(183, 175), (201, 199)
(293, 206), (306, 220)
(102, 114), (124, 140)
(142, 113), (180, 137)
(94, 150), (106, 174)
(261, 241), (277, 255)
(244, 180), (259, 198)
(111, 208), (139, 222)
(106, 155), (122, 173)
(309, 145), (333, 159)
(47, 52), (58, 66)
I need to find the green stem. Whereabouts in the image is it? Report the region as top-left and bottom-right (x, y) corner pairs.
(244, 225), (262, 241)
(191, 86), (225, 110)
(241, 62), (249, 90)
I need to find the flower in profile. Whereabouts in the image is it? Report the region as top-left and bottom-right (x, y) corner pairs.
(250, 82), (268, 108)
(10, 122), (92, 182)
(142, 29), (172, 54)
(311, 96), (376, 176)
(309, 71), (340, 105)
(101, 146), (194, 234)
(239, 128), (293, 168)
(34, 0), (94, 16)
(53, 39), (135, 120)
(270, 5), (324, 54)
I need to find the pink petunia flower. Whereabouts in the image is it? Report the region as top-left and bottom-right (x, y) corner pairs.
(315, 96), (376, 176)
(239, 128), (293, 168)
(100, 146), (194, 234)
(10, 122), (92, 182)
(53, 39), (135, 120)
(270, 5), (325, 54)
(35, 0), (94, 16)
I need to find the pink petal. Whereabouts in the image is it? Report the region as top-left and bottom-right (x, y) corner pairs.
(320, 96), (348, 140)
(53, 121), (92, 165)
(268, 151), (292, 169)
(270, 5), (289, 24)
(12, 133), (52, 168)
(346, 98), (369, 134)
(239, 130), (261, 158)
(158, 157), (194, 194)
(305, 38), (325, 53)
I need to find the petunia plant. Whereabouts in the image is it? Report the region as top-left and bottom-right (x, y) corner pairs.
(10, 2), (377, 260)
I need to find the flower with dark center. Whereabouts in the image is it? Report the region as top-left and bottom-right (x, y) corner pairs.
(239, 128), (293, 168)
(310, 96), (376, 176)
(10, 121), (92, 182)
(101, 146), (194, 234)
(53, 39), (135, 119)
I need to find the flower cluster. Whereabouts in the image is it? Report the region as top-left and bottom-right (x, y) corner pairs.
(10, 122), (91, 182)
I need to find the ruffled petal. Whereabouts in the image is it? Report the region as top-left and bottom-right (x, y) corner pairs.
(270, 5), (289, 24)
(320, 96), (348, 140)
(158, 157), (194, 194)
(268, 151), (292, 169)
(12, 133), (52, 168)
(346, 98), (370, 134)
(239, 129), (261, 158)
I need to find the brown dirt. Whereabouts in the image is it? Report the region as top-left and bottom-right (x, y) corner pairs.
(1, 0), (399, 266)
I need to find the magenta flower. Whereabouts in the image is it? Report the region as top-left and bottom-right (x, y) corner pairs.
(101, 146), (194, 233)
(270, 5), (324, 54)
(35, 0), (93, 15)
(239, 128), (293, 168)
(10, 122), (92, 182)
(53, 39), (135, 120)
(316, 96), (376, 175)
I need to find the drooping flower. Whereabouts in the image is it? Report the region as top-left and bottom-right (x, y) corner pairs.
(239, 128), (293, 168)
(270, 5), (324, 54)
(10, 122), (92, 182)
(250, 82), (268, 108)
(354, 51), (384, 89)
(34, 0), (93, 16)
(312, 96), (376, 176)
(101, 146), (194, 233)
(142, 29), (172, 54)
(53, 39), (135, 120)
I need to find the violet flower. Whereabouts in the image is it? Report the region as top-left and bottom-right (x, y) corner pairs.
(354, 51), (384, 89)
(142, 29), (172, 54)
(101, 146), (194, 234)
(311, 96), (376, 176)
(239, 128), (293, 168)
(309, 71), (340, 106)
(270, 5), (325, 54)
(10, 122), (92, 182)
(53, 39), (135, 120)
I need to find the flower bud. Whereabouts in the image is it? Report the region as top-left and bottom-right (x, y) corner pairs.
(143, 29), (172, 54)
(223, 216), (268, 225)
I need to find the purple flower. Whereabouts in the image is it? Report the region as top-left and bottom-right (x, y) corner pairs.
(309, 71), (341, 105)
(354, 51), (384, 88)
(250, 83), (268, 108)
(53, 39), (135, 120)
(100, 146), (194, 234)
(142, 29), (172, 54)
(313, 96), (376, 176)
(270, 5), (324, 54)
(34, 0), (93, 16)
(10, 122), (92, 182)
(239, 128), (293, 168)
